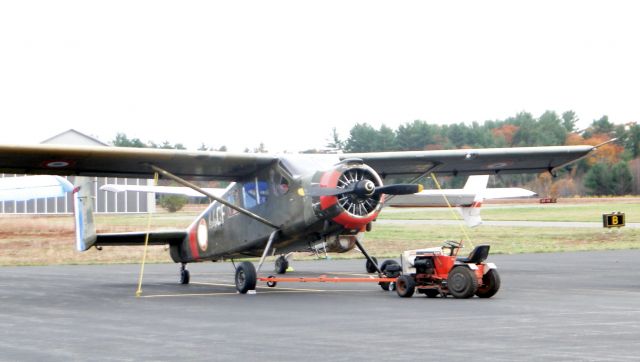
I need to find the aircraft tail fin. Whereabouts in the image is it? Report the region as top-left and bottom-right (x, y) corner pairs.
(462, 175), (490, 192)
(73, 177), (97, 251)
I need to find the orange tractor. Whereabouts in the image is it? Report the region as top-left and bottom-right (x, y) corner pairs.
(379, 241), (501, 299)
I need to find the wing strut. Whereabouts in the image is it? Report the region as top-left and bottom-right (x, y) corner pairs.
(149, 164), (279, 229)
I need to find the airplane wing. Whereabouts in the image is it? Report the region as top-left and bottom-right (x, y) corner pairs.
(0, 144), (277, 180)
(0, 143), (595, 181)
(344, 145), (596, 178)
(482, 188), (536, 199)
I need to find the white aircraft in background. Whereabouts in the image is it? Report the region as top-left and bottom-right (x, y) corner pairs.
(387, 175), (536, 227)
(0, 174), (535, 230)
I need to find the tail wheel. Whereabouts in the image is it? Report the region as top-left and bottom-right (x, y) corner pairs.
(180, 269), (190, 285)
(476, 269), (501, 298)
(396, 275), (416, 298)
(447, 266), (478, 299)
(235, 261), (257, 294)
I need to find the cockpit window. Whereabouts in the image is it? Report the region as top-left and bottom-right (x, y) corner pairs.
(243, 179), (268, 209)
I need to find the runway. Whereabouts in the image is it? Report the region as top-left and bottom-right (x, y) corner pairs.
(1, 251), (640, 361)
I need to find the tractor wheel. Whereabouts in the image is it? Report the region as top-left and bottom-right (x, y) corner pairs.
(396, 275), (416, 298)
(275, 256), (289, 274)
(235, 261), (257, 294)
(476, 269), (501, 298)
(447, 266), (478, 299)
(365, 257), (378, 273)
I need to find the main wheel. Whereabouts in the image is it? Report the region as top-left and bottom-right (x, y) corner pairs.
(379, 259), (400, 291)
(380, 260), (401, 277)
(235, 261), (257, 294)
(396, 275), (416, 298)
(275, 255), (289, 274)
(180, 269), (190, 285)
(365, 257), (378, 273)
(447, 266), (478, 299)
(476, 269), (501, 298)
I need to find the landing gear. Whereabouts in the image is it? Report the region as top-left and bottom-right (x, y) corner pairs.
(275, 255), (289, 274)
(179, 263), (190, 285)
(379, 259), (401, 291)
(365, 257), (378, 273)
(235, 261), (257, 294)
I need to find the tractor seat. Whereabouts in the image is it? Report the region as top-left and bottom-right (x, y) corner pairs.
(457, 244), (490, 264)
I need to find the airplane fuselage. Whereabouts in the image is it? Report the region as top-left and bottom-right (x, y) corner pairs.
(169, 154), (372, 263)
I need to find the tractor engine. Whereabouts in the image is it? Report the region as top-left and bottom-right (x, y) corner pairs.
(413, 257), (435, 275)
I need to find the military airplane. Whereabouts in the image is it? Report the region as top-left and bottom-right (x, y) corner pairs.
(0, 143), (598, 293)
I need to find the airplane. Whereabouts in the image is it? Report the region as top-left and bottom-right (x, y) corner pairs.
(0, 143), (599, 293)
(386, 174), (536, 227)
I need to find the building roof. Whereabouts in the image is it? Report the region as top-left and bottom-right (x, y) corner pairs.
(40, 129), (109, 146)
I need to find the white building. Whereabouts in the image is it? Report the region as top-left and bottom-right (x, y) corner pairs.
(0, 129), (155, 214)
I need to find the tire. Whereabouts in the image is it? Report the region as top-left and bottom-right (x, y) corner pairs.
(447, 266), (478, 299)
(235, 261), (257, 294)
(180, 269), (190, 285)
(365, 257), (378, 273)
(396, 275), (416, 298)
(379, 281), (390, 291)
(380, 260), (401, 278)
(275, 256), (289, 274)
(476, 269), (501, 298)
(266, 276), (277, 288)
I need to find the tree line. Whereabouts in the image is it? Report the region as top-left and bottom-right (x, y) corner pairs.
(331, 111), (639, 196)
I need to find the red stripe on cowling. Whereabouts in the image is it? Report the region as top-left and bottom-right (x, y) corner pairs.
(318, 169), (382, 230)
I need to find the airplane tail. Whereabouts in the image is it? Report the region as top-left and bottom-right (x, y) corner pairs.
(457, 175), (489, 228)
(73, 177), (97, 251)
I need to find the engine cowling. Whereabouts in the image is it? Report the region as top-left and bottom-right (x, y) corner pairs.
(317, 162), (384, 230)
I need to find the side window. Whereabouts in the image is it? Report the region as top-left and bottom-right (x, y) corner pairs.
(243, 179), (268, 209)
(224, 185), (242, 216)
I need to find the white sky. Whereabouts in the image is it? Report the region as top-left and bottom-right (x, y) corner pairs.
(1, 1), (638, 152)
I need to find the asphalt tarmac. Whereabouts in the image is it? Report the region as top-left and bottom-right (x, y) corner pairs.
(1, 251), (640, 361)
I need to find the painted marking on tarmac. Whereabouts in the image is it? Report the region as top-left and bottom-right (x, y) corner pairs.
(138, 281), (377, 298)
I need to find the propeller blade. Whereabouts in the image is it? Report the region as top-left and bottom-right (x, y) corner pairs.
(375, 184), (423, 195)
(307, 185), (356, 197)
